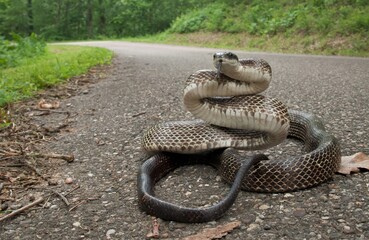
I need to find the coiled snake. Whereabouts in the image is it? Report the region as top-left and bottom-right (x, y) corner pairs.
(138, 52), (341, 223)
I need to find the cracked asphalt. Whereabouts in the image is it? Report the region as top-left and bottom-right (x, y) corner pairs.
(1, 41), (369, 239)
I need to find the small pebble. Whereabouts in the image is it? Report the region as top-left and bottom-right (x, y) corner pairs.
(65, 177), (73, 184)
(48, 179), (58, 186)
(247, 223), (260, 232)
(329, 194), (340, 200)
(106, 229), (116, 239)
(293, 208), (306, 218)
(343, 225), (354, 234)
(259, 204), (270, 210)
(243, 215), (256, 224)
(263, 224), (272, 230)
(73, 221), (81, 227)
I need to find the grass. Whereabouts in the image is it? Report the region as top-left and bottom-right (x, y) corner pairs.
(0, 45), (113, 107)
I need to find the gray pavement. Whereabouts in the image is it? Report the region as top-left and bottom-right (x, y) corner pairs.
(1, 41), (369, 239)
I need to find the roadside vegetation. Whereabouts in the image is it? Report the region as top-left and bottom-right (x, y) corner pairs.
(0, 34), (112, 107)
(137, 0), (369, 57)
(1, 0), (367, 57)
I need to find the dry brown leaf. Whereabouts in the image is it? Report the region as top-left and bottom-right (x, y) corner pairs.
(183, 221), (241, 240)
(337, 152), (369, 175)
(37, 99), (60, 109)
(146, 218), (160, 239)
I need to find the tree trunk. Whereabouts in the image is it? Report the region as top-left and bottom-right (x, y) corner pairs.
(27, 0), (34, 35)
(61, 1), (67, 39)
(86, 0), (93, 38)
(98, 0), (106, 35)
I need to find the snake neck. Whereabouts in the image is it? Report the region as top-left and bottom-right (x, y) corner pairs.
(183, 66), (289, 145)
(220, 61), (272, 86)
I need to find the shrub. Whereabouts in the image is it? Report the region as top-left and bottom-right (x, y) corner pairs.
(0, 33), (46, 69)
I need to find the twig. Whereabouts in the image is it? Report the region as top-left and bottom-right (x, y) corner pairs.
(68, 194), (98, 212)
(0, 164), (25, 168)
(35, 108), (70, 114)
(24, 161), (44, 178)
(28, 152), (75, 163)
(47, 185), (80, 208)
(0, 197), (15, 201)
(0, 197), (44, 222)
(68, 200), (86, 212)
(50, 189), (70, 206)
(64, 185), (80, 196)
(42, 195), (52, 208)
(132, 111), (146, 118)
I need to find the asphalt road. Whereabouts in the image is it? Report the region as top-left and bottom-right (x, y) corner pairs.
(1, 41), (369, 239)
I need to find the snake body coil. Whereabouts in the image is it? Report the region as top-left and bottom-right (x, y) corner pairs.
(138, 52), (341, 223)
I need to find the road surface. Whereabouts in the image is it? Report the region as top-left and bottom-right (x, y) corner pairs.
(1, 41), (369, 239)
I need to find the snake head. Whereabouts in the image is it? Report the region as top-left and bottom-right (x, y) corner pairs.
(213, 52), (239, 78)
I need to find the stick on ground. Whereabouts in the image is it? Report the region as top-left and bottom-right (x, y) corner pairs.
(0, 197), (45, 222)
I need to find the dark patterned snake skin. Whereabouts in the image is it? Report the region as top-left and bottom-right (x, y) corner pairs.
(138, 52), (341, 223)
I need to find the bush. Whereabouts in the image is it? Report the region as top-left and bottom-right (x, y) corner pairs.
(168, 0), (369, 37)
(0, 45), (112, 106)
(0, 33), (46, 69)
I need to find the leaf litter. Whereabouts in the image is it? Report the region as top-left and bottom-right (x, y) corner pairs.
(338, 152), (369, 175)
(0, 63), (111, 221)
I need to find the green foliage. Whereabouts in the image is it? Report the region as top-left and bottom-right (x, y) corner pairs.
(0, 45), (113, 106)
(170, 11), (207, 33)
(0, 0), (29, 37)
(0, 0), (367, 40)
(169, 0), (369, 37)
(0, 0), (210, 39)
(0, 33), (46, 69)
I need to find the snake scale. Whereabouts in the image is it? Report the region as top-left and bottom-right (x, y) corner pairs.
(138, 52), (341, 223)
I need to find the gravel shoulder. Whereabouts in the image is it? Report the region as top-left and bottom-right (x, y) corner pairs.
(1, 41), (369, 239)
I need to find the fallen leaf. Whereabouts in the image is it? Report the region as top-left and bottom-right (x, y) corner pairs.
(38, 99), (60, 109)
(146, 218), (160, 239)
(337, 152), (369, 175)
(183, 221), (241, 240)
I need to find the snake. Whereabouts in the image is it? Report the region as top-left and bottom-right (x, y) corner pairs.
(138, 52), (341, 223)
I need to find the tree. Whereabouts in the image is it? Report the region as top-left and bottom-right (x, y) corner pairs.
(0, 0), (29, 37)
(86, 0), (93, 38)
(27, 0), (33, 35)
(0, 0), (212, 40)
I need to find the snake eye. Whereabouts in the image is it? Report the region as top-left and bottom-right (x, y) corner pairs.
(224, 52), (238, 61)
(213, 52), (223, 59)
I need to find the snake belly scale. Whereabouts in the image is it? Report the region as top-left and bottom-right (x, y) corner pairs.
(138, 52), (341, 223)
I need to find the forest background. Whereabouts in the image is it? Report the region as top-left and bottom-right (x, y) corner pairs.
(1, 0), (368, 56)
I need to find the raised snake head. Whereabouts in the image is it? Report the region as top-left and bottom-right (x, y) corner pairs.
(213, 52), (239, 78)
